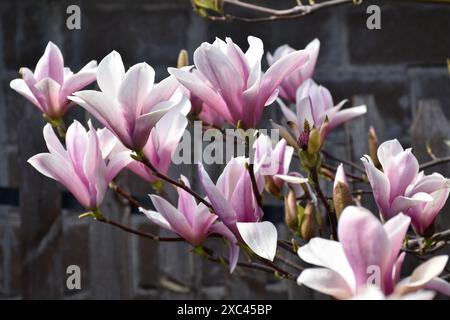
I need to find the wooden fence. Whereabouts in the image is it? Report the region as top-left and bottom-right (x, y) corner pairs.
(1, 95), (450, 299)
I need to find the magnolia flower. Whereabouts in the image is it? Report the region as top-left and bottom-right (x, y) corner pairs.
(297, 206), (450, 299)
(10, 41), (97, 120)
(277, 79), (367, 146)
(253, 134), (293, 195)
(28, 121), (132, 210)
(361, 139), (450, 235)
(113, 98), (190, 183)
(140, 176), (239, 272)
(182, 67), (226, 129)
(198, 159), (264, 231)
(267, 39), (320, 103)
(169, 36), (310, 129)
(70, 51), (181, 151)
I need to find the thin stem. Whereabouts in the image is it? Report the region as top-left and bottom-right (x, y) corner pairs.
(247, 162), (263, 208)
(95, 214), (184, 242)
(276, 254), (304, 273)
(201, 247), (283, 276)
(138, 155), (213, 211)
(321, 163), (366, 182)
(420, 156), (450, 171)
(321, 150), (366, 174)
(109, 181), (145, 208)
(311, 167), (338, 240)
(254, 256), (296, 280)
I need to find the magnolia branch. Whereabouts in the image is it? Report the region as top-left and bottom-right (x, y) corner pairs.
(202, 0), (361, 22)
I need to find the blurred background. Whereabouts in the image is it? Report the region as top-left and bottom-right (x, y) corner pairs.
(0, 0), (450, 299)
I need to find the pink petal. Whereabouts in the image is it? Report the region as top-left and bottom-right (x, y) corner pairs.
(177, 175), (198, 225)
(143, 75), (180, 113)
(43, 123), (67, 159)
(70, 90), (130, 148)
(139, 207), (173, 231)
(28, 153), (91, 208)
(34, 42), (64, 84)
(97, 51), (125, 97)
(118, 62), (155, 120)
(106, 150), (133, 182)
(34, 78), (62, 117)
(297, 268), (354, 300)
(338, 206), (390, 289)
(150, 194), (193, 241)
(209, 221), (239, 273)
(194, 44), (243, 122)
(60, 62), (97, 105)
(237, 221), (277, 261)
(198, 163), (237, 230)
(168, 67), (233, 123)
(361, 156), (391, 218)
(297, 238), (355, 290)
(10, 79), (43, 111)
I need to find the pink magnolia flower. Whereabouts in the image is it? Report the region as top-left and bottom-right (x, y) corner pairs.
(140, 176), (239, 272)
(70, 51), (181, 151)
(113, 98), (190, 183)
(361, 139), (450, 235)
(278, 79), (366, 144)
(181, 67), (226, 129)
(10, 41), (97, 120)
(198, 160), (264, 235)
(267, 39), (320, 103)
(169, 36), (310, 129)
(297, 205), (450, 299)
(28, 121), (132, 210)
(198, 162), (279, 262)
(253, 134), (293, 192)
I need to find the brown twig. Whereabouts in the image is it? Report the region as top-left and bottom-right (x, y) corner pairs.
(138, 155), (213, 211)
(419, 156), (450, 171)
(95, 214), (184, 242)
(206, 0), (359, 22)
(311, 167), (338, 240)
(321, 150), (366, 174)
(109, 181), (145, 208)
(276, 254), (304, 273)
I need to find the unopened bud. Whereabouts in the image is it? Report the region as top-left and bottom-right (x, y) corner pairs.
(266, 176), (281, 198)
(177, 49), (189, 68)
(333, 164), (353, 219)
(319, 117), (330, 144)
(368, 126), (381, 169)
(307, 128), (321, 155)
(301, 202), (315, 241)
(284, 187), (298, 230)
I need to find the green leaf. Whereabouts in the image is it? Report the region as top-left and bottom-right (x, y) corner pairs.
(192, 0), (224, 14)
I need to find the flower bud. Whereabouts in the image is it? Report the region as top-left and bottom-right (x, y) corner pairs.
(284, 187), (298, 230)
(177, 49), (189, 68)
(333, 164), (353, 219)
(307, 128), (321, 155)
(301, 202), (315, 241)
(266, 176), (281, 198)
(368, 126), (381, 169)
(319, 116), (330, 145)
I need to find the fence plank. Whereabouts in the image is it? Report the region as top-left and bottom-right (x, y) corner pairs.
(18, 106), (64, 299)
